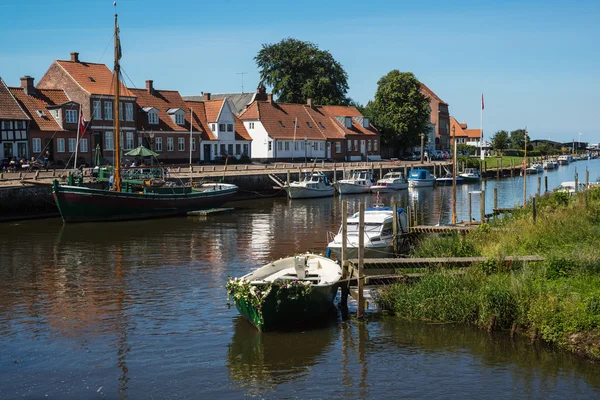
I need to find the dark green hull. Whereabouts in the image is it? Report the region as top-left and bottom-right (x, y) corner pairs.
(234, 284), (339, 331)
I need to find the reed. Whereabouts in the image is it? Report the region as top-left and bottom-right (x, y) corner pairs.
(378, 187), (600, 360)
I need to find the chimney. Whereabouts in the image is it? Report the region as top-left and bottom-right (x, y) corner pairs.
(146, 80), (154, 94)
(204, 92), (211, 101)
(267, 94), (273, 103)
(255, 84), (267, 101)
(20, 76), (36, 95)
(70, 52), (79, 62)
(307, 98), (313, 108)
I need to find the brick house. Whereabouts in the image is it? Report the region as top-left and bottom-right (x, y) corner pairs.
(420, 83), (450, 151)
(0, 77), (30, 164)
(239, 97), (380, 162)
(36, 52), (137, 166)
(9, 76), (91, 167)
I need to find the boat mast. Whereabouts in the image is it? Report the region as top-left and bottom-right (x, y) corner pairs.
(113, 13), (122, 192)
(189, 108), (193, 186)
(451, 125), (457, 225)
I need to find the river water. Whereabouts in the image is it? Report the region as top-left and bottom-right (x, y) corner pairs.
(1, 159), (600, 399)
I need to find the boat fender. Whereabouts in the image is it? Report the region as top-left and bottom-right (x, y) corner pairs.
(325, 248), (331, 258)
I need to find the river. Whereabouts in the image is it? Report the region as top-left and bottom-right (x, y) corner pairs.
(1, 159), (599, 399)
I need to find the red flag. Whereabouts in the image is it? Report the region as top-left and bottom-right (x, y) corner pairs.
(79, 108), (86, 136)
(481, 93), (485, 110)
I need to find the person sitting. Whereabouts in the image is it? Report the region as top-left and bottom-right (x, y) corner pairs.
(130, 161), (136, 167)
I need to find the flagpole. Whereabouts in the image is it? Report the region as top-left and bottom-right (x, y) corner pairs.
(292, 117), (297, 161)
(74, 105), (81, 170)
(189, 108), (193, 186)
(480, 93), (484, 161)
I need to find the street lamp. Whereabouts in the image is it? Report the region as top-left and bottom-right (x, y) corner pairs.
(420, 133), (425, 164)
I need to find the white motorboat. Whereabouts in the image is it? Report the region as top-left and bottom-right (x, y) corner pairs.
(556, 181), (585, 195)
(333, 170), (374, 195)
(525, 163), (543, 174)
(557, 155), (572, 165)
(436, 174), (465, 186)
(407, 169), (436, 187)
(543, 160), (555, 170)
(370, 171), (408, 193)
(285, 172), (335, 199)
(459, 168), (481, 182)
(327, 205), (409, 260)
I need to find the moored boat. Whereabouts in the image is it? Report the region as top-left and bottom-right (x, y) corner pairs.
(543, 160), (555, 170)
(285, 172), (335, 199)
(525, 163), (543, 174)
(333, 170), (374, 195)
(459, 168), (481, 182)
(370, 171), (408, 192)
(407, 169), (436, 187)
(227, 253), (342, 331)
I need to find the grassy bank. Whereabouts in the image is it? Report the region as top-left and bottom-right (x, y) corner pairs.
(378, 187), (600, 360)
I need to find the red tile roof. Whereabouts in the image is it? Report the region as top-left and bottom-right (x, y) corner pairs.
(0, 78), (29, 120)
(319, 105), (379, 137)
(464, 129), (482, 139)
(131, 88), (195, 133)
(449, 116), (467, 138)
(184, 100), (217, 141)
(204, 99), (225, 123)
(9, 87), (70, 131)
(55, 60), (134, 97)
(420, 83), (447, 105)
(185, 100), (251, 141)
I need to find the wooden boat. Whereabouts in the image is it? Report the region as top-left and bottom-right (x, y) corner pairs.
(333, 170), (374, 195)
(284, 172), (335, 199)
(227, 253), (342, 331)
(51, 13), (238, 223)
(407, 169), (436, 187)
(370, 171), (408, 192)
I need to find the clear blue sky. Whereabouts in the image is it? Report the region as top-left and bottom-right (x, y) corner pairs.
(1, 0), (598, 144)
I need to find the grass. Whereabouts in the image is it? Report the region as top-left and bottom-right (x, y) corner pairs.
(377, 187), (600, 360)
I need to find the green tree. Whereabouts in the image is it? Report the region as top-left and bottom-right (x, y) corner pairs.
(255, 38), (349, 105)
(536, 142), (559, 156)
(491, 130), (509, 153)
(367, 70), (430, 153)
(509, 129), (530, 150)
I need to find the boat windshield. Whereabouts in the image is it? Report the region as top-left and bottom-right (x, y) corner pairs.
(409, 170), (426, 179)
(343, 222), (381, 234)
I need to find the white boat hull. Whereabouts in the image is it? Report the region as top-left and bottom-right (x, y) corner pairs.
(328, 244), (395, 260)
(286, 186), (335, 199)
(334, 182), (372, 194)
(408, 179), (435, 187)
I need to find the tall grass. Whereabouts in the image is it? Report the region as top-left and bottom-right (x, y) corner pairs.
(378, 187), (600, 359)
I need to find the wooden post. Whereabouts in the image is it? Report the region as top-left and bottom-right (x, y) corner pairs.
(496, 166), (500, 180)
(413, 199), (418, 226)
(480, 190), (485, 223)
(510, 159), (514, 177)
(404, 165), (407, 177)
(500, 158), (503, 177)
(468, 192), (473, 224)
(494, 187), (498, 212)
(392, 202), (398, 255)
(286, 170), (290, 185)
(298, 167), (301, 181)
(545, 175), (548, 193)
(357, 202), (365, 319)
(586, 167), (589, 188)
(575, 173), (579, 193)
(537, 176), (541, 197)
(341, 200), (349, 319)
(333, 163), (337, 183)
(379, 163), (383, 181)
(532, 197), (537, 223)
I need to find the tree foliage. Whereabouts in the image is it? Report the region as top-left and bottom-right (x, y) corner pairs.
(509, 129), (530, 150)
(367, 70), (430, 150)
(491, 130), (509, 152)
(255, 38), (349, 105)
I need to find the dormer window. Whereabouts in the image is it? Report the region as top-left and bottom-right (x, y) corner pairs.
(176, 114), (184, 125)
(345, 117), (352, 128)
(65, 109), (78, 124)
(143, 107), (159, 124)
(362, 117), (370, 128)
(167, 108), (185, 126)
(279, 121), (285, 127)
(306, 122), (312, 128)
(36, 110), (45, 118)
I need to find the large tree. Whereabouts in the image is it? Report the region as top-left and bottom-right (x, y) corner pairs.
(366, 70), (430, 151)
(491, 130), (509, 153)
(255, 38), (349, 105)
(509, 129), (530, 150)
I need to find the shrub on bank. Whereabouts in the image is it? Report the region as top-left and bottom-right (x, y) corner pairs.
(378, 187), (600, 360)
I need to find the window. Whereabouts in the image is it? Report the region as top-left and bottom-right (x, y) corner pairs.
(94, 101), (102, 120)
(320, 142), (324, 151)
(319, 121), (325, 129)
(284, 141), (289, 151)
(268, 141), (272, 151)
(354, 140), (358, 151)
(119, 102), (124, 121)
(277, 141), (282, 151)
(220, 144), (226, 155)
(65, 110), (77, 124)
(57, 138), (66, 152)
(167, 137), (174, 151)
(249, 122), (254, 129)
(227, 124), (233, 132)
(368, 140), (372, 152)
(178, 137), (185, 151)
(126, 132), (134, 150)
(347, 140), (352, 151)
(104, 101), (113, 120)
(191, 138), (196, 152)
(17, 143), (27, 159)
(32, 138), (41, 153)
(68, 138), (77, 152)
(243, 144), (249, 155)
(176, 113), (184, 125)
(374, 140), (378, 151)
(155, 137), (163, 152)
(306, 122), (312, 128)
(219, 124), (226, 132)
(278, 121), (285, 127)
(294, 142), (299, 151)
(148, 112), (159, 125)
(138, 137), (143, 147)
(126, 103), (133, 121)
(211, 124), (216, 132)
(105, 132), (113, 150)
(214, 144), (218, 154)
(235, 144), (241, 154)
(300, 141), (304, 150)
(336, 142), (341, 153)
(80, 138), (88, 152)
(228, 144), (233, 155)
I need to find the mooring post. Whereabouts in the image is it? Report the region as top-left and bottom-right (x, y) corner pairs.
(357, 202), (365, 319)
(404, 165), (407, 177)
(379, 163), (383, 180)
(287, 170), (290, 185)
(532, 197), (537, 223)
(341, 200), (349, 319)
(406, 204), (411, 232)
(413, 199), (418, 226)
(575, 173), (579, 193)
(333, 163), (337, 183)
(537, 176), (541, 197)
(480, 190), (486, 223)
(586, 167), (589, 188)
(468, 192), (472, 224)
(545, 175), (548, 193)
(392, 202), (398, 256)
(500, 158), (503, 177)
(494, 187), (498, 212)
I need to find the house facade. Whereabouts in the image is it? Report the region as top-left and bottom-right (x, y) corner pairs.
(420, 83), (450, 151)
(37, 52), (137, 166)
(9, 76), (92, 166)
(0, 77), (30, 164)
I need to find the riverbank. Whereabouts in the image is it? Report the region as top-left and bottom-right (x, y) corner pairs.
(378, 187), (600, 360)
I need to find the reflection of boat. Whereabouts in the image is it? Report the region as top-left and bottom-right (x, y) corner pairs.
(333, 170), (374, 194)
(228, 253), (341, 331)
(51, 14), (238, 223)
(370, 171), (408, 192)
(227, 317), (337, 385)
(327, 205), (409, 260)
(459, 168), (481, 182)
(284, 172), (335, 199)
(408, 169), (436, 187)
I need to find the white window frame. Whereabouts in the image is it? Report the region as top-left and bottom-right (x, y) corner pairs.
(126, 103), (133, 121)
(227, 123), (233, 132)
(178, 137), (185, 151)
(65, 110), (77, 124)
(148, 112), (159, 125)
(167, 137), (174, 152)
(155, 137), (163, 152)
(191, 137), (196, 152)
(284, 141), (289, 151)
(105, 131), (114, 150)
(368, 140), (372, 152)
(354, 140), (358, 152)
(104, 101), (113, 120)
(80, 138), (88, 153)
(176, 113), (185, 125)
(119, 102), (124, 121)
(347, 140), (352, 151)
(93, 101), (102, 120)
(68, 138), (77, 153)
(57, 138), (66, 153)
(336, 142), (341, 154)
(277, 141), (282, 151)
(126, 132), (134, 150)
(211, 124), (216, 132)
(32, 138), (42, 153)
(374, 140), (378, 151)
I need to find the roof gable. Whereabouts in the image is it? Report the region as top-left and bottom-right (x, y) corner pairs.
(55, 60), (134, 97)
(420, 83), (447, 106)
(9, 87), (67, 131)
(0, 78), (30, 121)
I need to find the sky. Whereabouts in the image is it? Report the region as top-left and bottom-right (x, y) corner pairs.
(0, 0), (598, 144)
